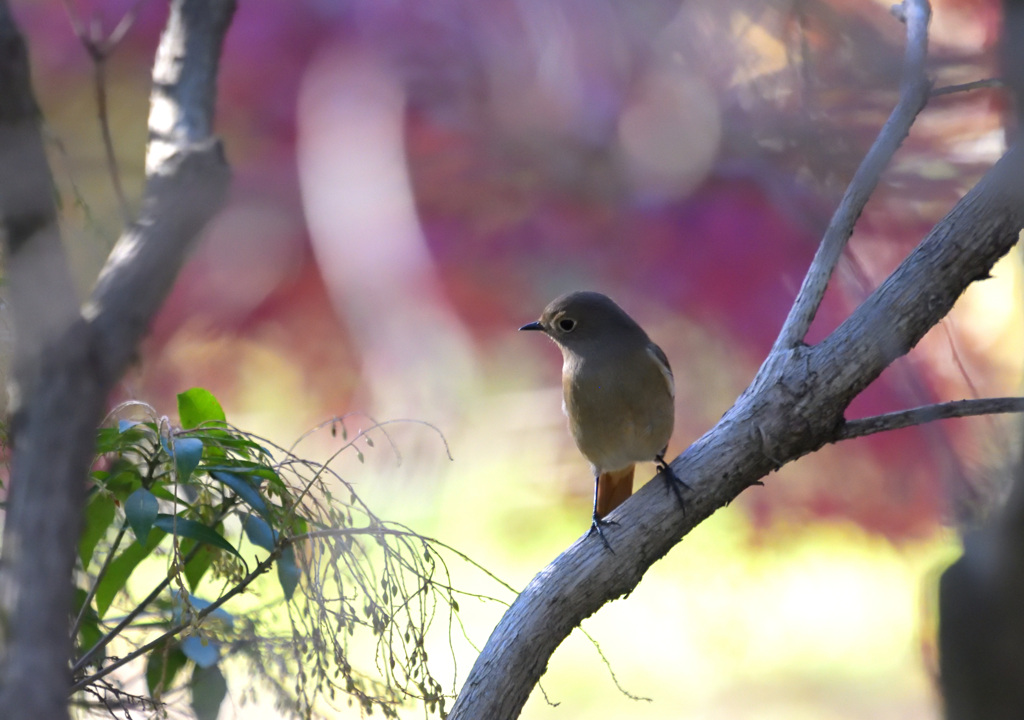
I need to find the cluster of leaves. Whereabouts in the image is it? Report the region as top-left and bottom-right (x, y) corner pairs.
(70, 388), (487, 719)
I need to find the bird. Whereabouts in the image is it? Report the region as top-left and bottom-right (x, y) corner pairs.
(521, 291), (685, 549)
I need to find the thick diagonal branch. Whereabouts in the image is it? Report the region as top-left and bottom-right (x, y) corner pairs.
(449, 140), (1024, 720)
(448, 3), (1024, 717)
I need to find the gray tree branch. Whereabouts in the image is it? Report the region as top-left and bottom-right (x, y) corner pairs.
(449, 0), (1024, 717)
(838, 398), (1024, 441)
(772, 0), (931, 352)
(931, 77), (1004, 97)
(0, 0), (80, 416)
(0, 1), (235, 718)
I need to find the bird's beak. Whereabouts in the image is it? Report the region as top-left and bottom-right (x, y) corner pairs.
(519, 321), (544, 332)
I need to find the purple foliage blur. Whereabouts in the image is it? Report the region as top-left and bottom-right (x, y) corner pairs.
(14, 0), (1010, 537)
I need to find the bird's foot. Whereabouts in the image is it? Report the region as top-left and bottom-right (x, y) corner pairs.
(656, 454), (691, 515)
(587, 515), (618, 553)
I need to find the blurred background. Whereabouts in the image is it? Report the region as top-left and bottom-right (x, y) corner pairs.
(15, 0), (1023, 717)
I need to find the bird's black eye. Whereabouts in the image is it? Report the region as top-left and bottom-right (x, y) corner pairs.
(558, 317), (576, 332)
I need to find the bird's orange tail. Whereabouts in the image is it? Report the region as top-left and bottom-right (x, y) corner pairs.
(596, 465), (635, 518)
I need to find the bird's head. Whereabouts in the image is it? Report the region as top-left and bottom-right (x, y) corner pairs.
(520, 291), (642, 352)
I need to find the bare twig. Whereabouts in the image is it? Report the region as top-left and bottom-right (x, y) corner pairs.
(932, 77), (1004, 97)
(56, 0), (85, 39)
(771, 0), (932, 352)
(839, 398), (1024, 441)
(59, 0), (151, 225)
(105, 0), (149, 49)
(292, 526), (520, 597)
(91, 57), (131, 224)
(70, 523), (128, 643)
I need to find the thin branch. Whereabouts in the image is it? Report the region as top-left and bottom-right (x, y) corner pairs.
(60, 0), (150, 224)
(57, 0), (85, 40)
(69, 546), (278, 694)
(280, 416), (453, 531)
(70, 523), (128, 643)
(105, 0), (149, 49)
(58, 0), (150, 57)
(838, 398), (1024, 441)
(292, 527), (520, 597)
(91, 56), (131, 225)
(71, 528), (210, 674)
(771, 0), (932, 352)
(932, 77), (1004, 97)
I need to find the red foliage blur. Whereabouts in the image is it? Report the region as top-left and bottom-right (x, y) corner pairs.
(15, 0), (1011, 538)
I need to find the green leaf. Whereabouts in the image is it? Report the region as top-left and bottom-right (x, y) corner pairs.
(183, 539), (214, 591)
(243, 514), (277, 551)
(95, 531), (166, 617)
(104, 463), (143, 503)
(178, 388), (226, 429)
(149, 482), (195, 508)
(192, 428), (268, 460)
(210, 471), (268, 518)
(72, 589), (103, 661)
(146, 640), (188, 701)
(172, 437), (204, 482)
(202, 463), (279, 482)
(261, 468), (287, 492)
(289, 516), (309, 537)
(79, 492), (116, 569)
(278, 545), (301, 601)
(95, 427), (122, 455)
(72, 587), (91, 617)
(96, 423), (152, 454)
(153, 514), (240, 558)
(202, 462), (283, 494)
(77, 616), (103, 663)
(190, 664), (227, 720)
(124, 488), (159, 545)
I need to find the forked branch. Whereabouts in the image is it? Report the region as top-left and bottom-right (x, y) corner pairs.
(448, 1), (1024, 718)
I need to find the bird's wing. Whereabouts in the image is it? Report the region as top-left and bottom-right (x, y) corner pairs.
(647, 343), (674, 399)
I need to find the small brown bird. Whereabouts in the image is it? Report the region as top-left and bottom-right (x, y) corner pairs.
(521, 291), (684, 549)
